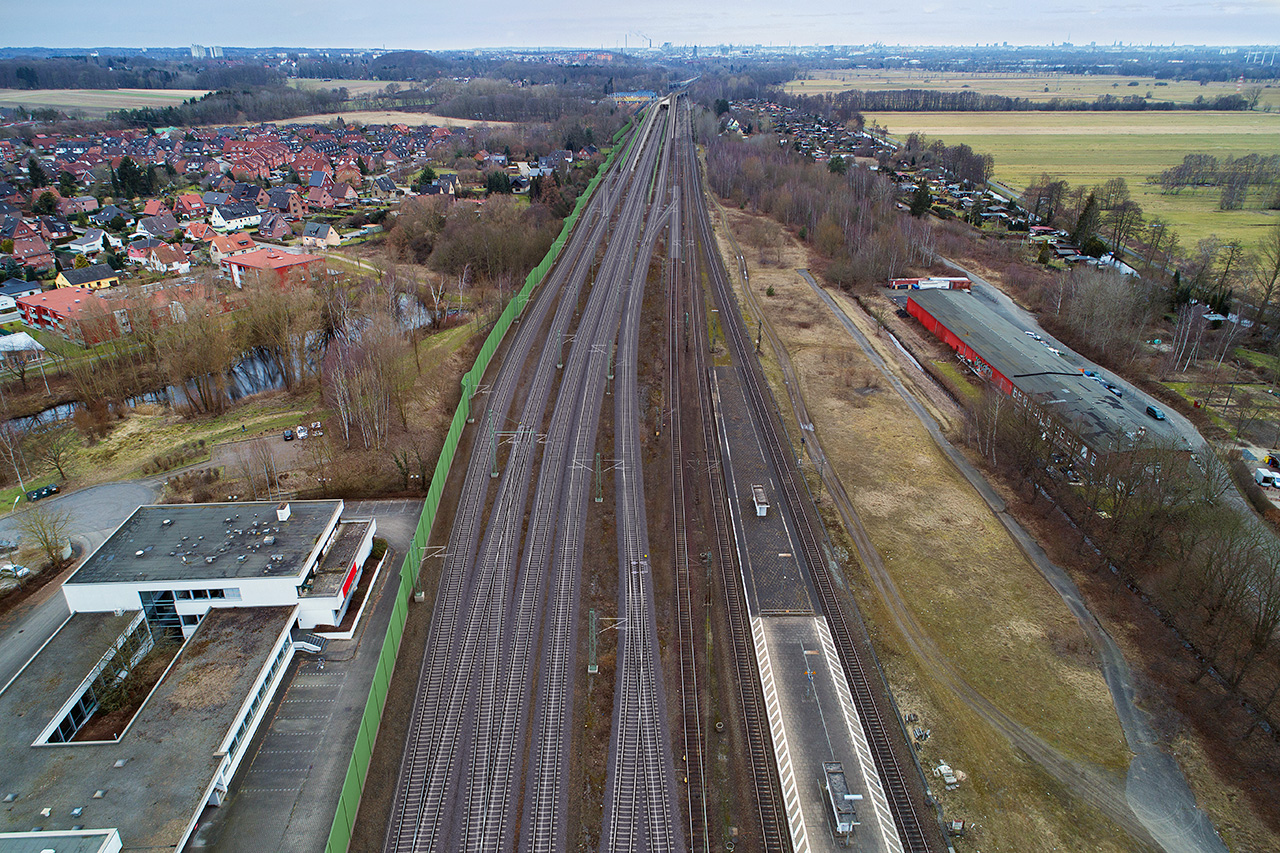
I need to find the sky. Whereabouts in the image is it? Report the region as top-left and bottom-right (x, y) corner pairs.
(3, 0), (1278, 50)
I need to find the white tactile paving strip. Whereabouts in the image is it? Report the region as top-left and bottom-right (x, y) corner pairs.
(752, 614), (811, 853)
(816, 618), (904, 853)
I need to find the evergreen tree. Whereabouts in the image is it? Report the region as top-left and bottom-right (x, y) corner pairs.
(33, 191), (58, 216)
(27, 156), (47, 188)
(909, 180), (932, 218)
(1070, 191), (1100, 246)
(485, 171), (512, 195)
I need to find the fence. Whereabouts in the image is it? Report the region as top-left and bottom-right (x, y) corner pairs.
(322, 116), (636, 853)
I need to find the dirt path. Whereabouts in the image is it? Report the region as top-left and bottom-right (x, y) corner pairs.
(792, 269), (1227, 853)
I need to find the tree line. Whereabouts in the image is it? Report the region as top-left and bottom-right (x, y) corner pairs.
(108, 86), (345, 128)
(1155, 153), (1280, 211)
(789, 87), (1251, 114)
(968, 381), (1280, 742)
(0, 57), (284, 91)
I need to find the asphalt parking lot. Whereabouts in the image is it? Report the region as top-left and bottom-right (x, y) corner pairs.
(187, 497), (424, 853)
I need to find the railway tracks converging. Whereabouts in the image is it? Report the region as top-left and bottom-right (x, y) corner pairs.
(384, 92), (930, 853)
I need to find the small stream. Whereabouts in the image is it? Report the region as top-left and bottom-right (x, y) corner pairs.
(7, 350), (289, 433)
(5, 299), (466, 434)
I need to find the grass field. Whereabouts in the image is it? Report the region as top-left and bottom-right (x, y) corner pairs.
(288, 78), (414, 96)
(0, 88), (209, 117)
(283, 109), (512, 128)
(786, 68), (1280, 109)
(862, 110), (1280, 249)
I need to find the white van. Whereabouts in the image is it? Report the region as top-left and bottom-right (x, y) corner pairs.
(1255, 468), (1278, 488)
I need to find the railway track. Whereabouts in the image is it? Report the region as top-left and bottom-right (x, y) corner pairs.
(599, 95), (685, 853)
(386, 101), (672, 853)
(684, 106), (933, 853)
(521, 100), (670, 853)
(675, 102), (791, 853)
(666, 105), (709, 853)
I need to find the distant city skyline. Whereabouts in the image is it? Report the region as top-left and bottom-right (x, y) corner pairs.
(2, 0), (1276, 52)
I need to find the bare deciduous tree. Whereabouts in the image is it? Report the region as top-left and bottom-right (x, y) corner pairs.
(31, 425), (77, 480)
(17, 503), (73, 571)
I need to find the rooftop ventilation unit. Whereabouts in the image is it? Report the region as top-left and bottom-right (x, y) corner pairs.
(276, 502), (291, 522)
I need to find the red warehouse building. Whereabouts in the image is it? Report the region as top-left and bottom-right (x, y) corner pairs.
(906, 288), (1185, 465)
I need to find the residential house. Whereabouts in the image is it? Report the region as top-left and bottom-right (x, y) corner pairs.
(185, 222), (217, 243)
(141, 243), (191, 274)
(264, 188), (306, 219)
(135, 212), (180, 239)
(0, 278), (42, 313)
(307, 170), (335, 190)
(11, 237), (54, 270)
(127, 238), (166, 263)
(306, 186), (335, 209)
(230, 182), (269, 207)
(301, 221), (339, 249)
(38, 215), (73, 242)
(174, 193), (207, 218)
(257, 213), (292, 241)
(369, 176), (399, 200)
(89, 204), (133, 228)
(210, 232), (258, 263)
(211, 202), (262, 232)
(330, 183), (359, 204)
(54, 263), (120, 291)
(221, 247), (324, 287)
(18, 286), (117, 345)
(66, 228), (106, 255)
(202, 191), (230, 208)
(58, 195), (99, 216)
(141, 199), (170, 217)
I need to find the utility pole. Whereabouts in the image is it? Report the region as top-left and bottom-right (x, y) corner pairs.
(489, 410), (499, 478)
(595, 452), (604, 503)
(587, 609), (598, 673)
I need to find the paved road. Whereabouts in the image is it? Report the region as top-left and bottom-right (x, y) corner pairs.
(0, 480), (161, 690)
(798, 269), (1227, 853)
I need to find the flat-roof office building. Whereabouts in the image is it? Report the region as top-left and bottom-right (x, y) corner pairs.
(0, 500), (376, 852)
(62, 500), (375, 633)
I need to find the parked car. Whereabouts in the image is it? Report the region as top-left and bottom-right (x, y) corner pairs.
(295, 426), (308, 440)
(1146, 405), (1166, 421)
(1106, 383), (1123, 397)
(283, 429), (295, 441)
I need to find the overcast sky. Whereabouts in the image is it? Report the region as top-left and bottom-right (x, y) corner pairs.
(4, 0), (1277, 50)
